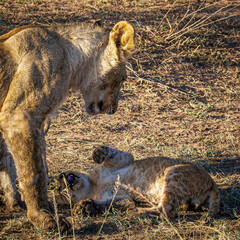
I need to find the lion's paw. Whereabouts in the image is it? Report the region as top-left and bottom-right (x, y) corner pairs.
(28, 209), (70, 232)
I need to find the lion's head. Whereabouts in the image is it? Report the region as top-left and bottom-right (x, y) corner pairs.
(81, 21), (135, 115)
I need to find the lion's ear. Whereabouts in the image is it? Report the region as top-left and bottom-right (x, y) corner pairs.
(109, 21), (135, 58)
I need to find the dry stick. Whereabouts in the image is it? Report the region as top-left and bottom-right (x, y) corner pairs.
(155, 0), (177, 33)
(167, 3), (238, 42)
(203, 226), (228, 240)
(169, 9), (203, 38)
(97, 175), (121, 236)
(166, 16), (172, 33)
(183, 3), (235, 32)
(126, 65), (194, 97)
(166, 1), (220, 39)
(115, 0), (120, 8)
(168, 11), (239, 43)
(62, 177), (76, 240)
(203, 225), (210, 240)
(188, 225), (228, 240)
(192, 11), (240, 30)
(52, 191), (61, 240)
(166, 1), (221, 38)
(169, 1), (209, 37)
(162, 1), (217, 38)
(162, 215), (184, 240)
(119, 183), (184, 240)
(171, 0), (192, 35)
(179, 1), (218, 20)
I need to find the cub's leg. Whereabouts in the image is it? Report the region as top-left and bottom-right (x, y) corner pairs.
(93, 146), (134, 169)
(133, 193), (178, 219)
(159, 192), (178, 218)
(133, 203), (176, 219)
(134, 207), (161, 217)
(0, 133), (21, 210)
(160, 165), (220, 219)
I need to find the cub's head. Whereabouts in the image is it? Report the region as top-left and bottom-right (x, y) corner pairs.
(55, 171), (90, 205)
(82, 21), (135, 115)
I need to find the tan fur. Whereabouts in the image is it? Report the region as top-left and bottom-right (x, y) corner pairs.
(0, 22), (134, 230)
(0, 25), (48, 42)
(57, 146), (220, 219)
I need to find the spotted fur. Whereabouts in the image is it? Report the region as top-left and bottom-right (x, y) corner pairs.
(56, 146), (220, 219)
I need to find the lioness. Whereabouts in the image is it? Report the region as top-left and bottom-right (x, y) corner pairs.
(56, 146), (220, 219)
(0, 21), (134, 230)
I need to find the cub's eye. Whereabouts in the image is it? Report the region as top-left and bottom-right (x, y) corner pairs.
(120, 76), (126, 86)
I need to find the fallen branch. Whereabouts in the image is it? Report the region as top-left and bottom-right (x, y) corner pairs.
(127, 65), (196, 97)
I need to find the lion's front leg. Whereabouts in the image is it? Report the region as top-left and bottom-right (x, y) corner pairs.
(0, 133), (22, 210)
(0, 111), (68, 231)
(93, 146), (134, 169)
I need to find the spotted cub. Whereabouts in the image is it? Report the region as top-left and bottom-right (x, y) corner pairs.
(56, 146), (220, 219)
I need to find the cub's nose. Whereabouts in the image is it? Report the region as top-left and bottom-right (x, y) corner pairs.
(59, 172), (66, 179)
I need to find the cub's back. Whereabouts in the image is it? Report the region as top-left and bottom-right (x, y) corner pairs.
(122, 157), (214, 202)
(121, 157), (183, 191)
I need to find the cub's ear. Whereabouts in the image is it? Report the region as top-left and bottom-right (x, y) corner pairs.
(109, 21), (135, 58)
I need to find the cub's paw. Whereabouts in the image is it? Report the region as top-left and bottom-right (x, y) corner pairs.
(58, 215), (71, 233)
(93, 146), (116, 164)
(73, 198), (100, 216)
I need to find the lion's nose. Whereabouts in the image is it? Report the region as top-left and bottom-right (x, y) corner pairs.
(109, 108), (116, 114)
(98, 101), (104, 112)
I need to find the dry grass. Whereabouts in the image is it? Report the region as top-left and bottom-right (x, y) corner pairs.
(0, 0), (239, 239)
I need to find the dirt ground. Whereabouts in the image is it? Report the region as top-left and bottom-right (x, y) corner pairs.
(0, 0), (239, 239)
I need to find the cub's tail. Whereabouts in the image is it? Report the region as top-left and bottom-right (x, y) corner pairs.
(208, 181), (220, 218)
